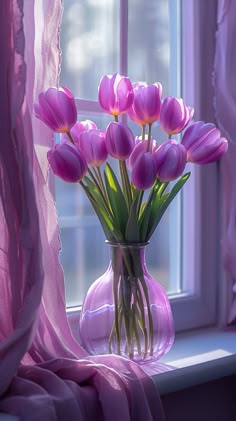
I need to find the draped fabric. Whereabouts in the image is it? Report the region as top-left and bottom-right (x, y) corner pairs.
(0, 1), (165, 420)
(214, 0), (236, 324)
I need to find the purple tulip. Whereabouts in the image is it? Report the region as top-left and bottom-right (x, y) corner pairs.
(127, 137), (158, 170)
(35, 87), (77, 133)
(128, 82), (162, 125)
(78, 129), (108, 167)
(61, 120), (97, 145)
(98, 73), (134, 116)
(47, 143), (87, 183)
(105, 122), (135, 160)
(160, 96), (194, 135)
(181, 121), (228, 164)
(131, 152), (157, 190)
(154, 139), (187, 182)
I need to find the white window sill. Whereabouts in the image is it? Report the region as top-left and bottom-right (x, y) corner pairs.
(1, 327), (235, 420)
(152, 326), (236, 395)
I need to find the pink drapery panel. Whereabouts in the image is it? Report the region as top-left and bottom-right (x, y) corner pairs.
(214, 0), (236, 324)
(0, 1), (165, 420)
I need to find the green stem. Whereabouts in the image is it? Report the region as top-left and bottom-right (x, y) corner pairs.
(66, 131), (75, 144)
(139, 275), (154, 355)
(146, 124), (152, 151)
(119, 160), (132, 209)
(141, 125), (146, 140)
(129, 247), (152, 356)
(93, 167), (108, 201)
(79, 180), (116, 232)
(120, 273), (132, 357)
(136, 284), (148, 356)
(87, 168), (112, 212)
(114, 115), (118, 122)
(136, 190), (144, 219)
(98, 166), (110, 203)
(131, 305), (141, 355)
(132, 281), (147, 356)
(109, 273), (121, 354)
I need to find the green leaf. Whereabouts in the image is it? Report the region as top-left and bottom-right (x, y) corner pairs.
(146, 172), (191, 240)
(138, 180), (165, 241)
(84, 176), (108, 209)
(139, 202), (154, 242)
(81, 183), (122, 242)
(104, 163), (129, 236)
(125, 191), (141, 242)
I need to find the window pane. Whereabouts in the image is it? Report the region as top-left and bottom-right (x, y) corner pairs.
(59, 224), (109, 307)
(60, 0), (119, 99)
(128, 0), (170, 96)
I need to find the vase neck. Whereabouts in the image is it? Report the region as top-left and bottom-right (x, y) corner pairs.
(107, 242), (148, 276)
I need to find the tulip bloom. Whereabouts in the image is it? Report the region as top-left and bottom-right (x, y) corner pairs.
(61, 120), (97, 145)
(128, 82), (162, 125)
(105, 122), (135, 160)
(131, 152), (157, 190)
(127, 137), (158, 170)
(181, 121), (228, 164)
(47, 143), (87, 183)
(98, 73), (134, 116)
(78, 129), (108, 167)
(35, 87), (77, 133)
(160, 96), (194, 135)
(154, 139), (187, 182)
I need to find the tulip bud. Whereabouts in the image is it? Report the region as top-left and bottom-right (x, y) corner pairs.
(78, 129), (108, 167)
(47, 143), (87, 183)
(35, 87), (77, 133)
(154, 139), (187, 182)
(61, 120), (97, 145)
(160, 96), (194, 135)
(98, 73), (134, 116)
(131, 152), (157, 190)
(181, 121), (228, 164)
(127, 137), (158, 170)
(105, 122), (135, 160)
(128, 82), (162, 125)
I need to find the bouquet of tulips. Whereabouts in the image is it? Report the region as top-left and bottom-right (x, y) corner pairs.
(35, 73), (227, 243)
(35, 73), (228, 358)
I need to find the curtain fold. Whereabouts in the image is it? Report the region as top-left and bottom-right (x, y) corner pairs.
(0, 1), (165, 419)
(214, 0), (236, 324)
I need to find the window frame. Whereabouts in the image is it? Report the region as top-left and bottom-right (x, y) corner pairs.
(171, 0), (219, 331)
(63, 0), (219, 334)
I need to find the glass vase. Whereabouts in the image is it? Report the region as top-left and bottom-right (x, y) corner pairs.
(79, 242), (174, 363)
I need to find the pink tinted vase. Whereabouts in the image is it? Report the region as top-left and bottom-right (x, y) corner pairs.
(79, 242), (174, 363)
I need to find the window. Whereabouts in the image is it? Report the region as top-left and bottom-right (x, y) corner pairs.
(56, 0), (218, 332)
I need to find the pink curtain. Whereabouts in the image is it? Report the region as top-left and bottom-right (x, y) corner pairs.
(214, 0), (236, 324)
(0, 1), (165, 420)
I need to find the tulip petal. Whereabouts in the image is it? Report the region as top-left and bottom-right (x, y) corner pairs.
(160, 96), (193, 135)
(106, 122), (135, 160)
(181, 121), (228, 164)
(128, 82), (162, 125)
(131, 152), (156, 190)
(47, 143), (87, 182)
(35, 87), (77, 132)
(154, 140), (187, 182)
(98, 73), (134, 115)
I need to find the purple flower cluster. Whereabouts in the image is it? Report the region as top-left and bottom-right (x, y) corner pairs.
(35, 73), (228, 188)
